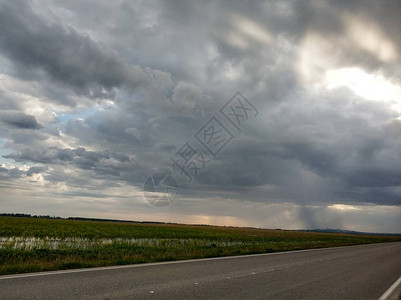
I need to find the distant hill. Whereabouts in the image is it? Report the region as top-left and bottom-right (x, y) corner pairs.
(302, 228), (401, 237)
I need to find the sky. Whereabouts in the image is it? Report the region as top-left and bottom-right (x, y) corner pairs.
(0, 0), (400, 233)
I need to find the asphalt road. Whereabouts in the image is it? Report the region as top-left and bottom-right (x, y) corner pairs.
(1, 242), (400, 300)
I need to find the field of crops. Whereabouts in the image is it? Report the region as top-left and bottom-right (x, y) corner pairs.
(0, 216), (399, 275)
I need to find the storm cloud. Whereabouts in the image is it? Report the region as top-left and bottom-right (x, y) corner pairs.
(0, 0), (400, 233)
(0, 0), (146, 103)
(0, 112), (42, 129)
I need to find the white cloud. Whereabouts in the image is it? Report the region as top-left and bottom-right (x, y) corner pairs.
(325, 67), (401, 114)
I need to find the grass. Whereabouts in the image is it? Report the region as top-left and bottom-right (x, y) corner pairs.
(0, 216), (399, 275)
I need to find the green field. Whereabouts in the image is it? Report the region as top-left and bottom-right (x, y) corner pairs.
(0, 217), (399, 275)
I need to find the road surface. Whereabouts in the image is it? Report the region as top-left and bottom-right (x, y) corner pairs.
(0, 242), (400, 299)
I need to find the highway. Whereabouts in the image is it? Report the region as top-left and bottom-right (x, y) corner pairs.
(0, 242), (400, 300)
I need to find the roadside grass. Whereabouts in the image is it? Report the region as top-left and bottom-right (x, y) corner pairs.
(0, 217), (399, 275)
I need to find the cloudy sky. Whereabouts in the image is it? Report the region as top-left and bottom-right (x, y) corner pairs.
(0, 0), (400, 233)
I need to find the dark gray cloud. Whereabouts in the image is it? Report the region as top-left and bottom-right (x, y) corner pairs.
(26, 166), (48, 176)
(0, 112), (42, 129)
(0, 165), (48, 181)
(0, 0), (146, 104)
(0, 166), (25, 180)
(5, 147), (130, 168)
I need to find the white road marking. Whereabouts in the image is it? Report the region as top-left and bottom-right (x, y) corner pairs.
(379, 275), (401, 300)
(0, 243), (398, 280)
(149, 291), (154, 294)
